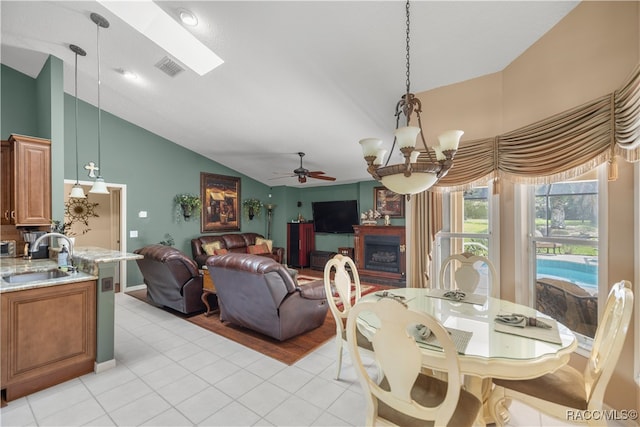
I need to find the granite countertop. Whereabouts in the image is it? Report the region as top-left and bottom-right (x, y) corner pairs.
(51, 246), (143, 263)
(0, 246), (142, 293)
(0, 259), (97, 292)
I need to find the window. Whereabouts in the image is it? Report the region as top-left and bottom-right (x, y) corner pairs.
(434, 184), (498, 298)
(528, 169), (604, 349)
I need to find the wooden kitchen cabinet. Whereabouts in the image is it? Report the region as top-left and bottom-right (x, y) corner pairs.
(1, 280), (96, 402)
(0, 134), (51, 226)
(1, 140), (13, 225)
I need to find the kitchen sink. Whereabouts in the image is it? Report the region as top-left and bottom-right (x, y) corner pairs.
(2, 269), (70, 284)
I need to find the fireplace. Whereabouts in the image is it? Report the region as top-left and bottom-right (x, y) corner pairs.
(353, 225), (406, 285)
(364, 235), (401, 273)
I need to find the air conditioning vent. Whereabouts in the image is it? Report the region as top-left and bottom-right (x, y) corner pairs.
(154, 56), (185, 77)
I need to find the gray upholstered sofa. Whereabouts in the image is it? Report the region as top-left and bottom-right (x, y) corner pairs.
(207, 253), (328, 341)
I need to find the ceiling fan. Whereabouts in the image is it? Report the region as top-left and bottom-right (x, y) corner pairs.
(278, 152), (336, 184)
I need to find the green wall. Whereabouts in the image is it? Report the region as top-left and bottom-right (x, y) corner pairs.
(1, 65), (39, 138)
(2, 60), (404, 286)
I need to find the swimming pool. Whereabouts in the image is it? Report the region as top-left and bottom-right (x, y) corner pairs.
(536, 258), (597, 290)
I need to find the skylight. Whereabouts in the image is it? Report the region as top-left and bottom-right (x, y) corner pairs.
(97, 0), (223, 76)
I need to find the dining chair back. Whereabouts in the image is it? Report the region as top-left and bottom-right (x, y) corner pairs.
(346, 297), (482, 426)
(490, 280), (634, 426)
(324, 254), (373, 380)
(439, 252), (498, 298)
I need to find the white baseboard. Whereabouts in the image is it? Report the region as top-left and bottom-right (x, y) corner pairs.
(94, 359), (116, 374)
(124, 283), (146, 292)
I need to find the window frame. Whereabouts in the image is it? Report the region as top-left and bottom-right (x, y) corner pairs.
(522, 164), (608, 354)
(434, 181), (500, 299)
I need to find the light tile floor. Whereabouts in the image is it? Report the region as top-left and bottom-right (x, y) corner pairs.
(0, 291), (612, 426)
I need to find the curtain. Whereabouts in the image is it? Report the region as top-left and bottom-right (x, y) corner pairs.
(428, 63), (640, 192)
(409, 63), (640, 283)
(409, 191), (441, 288)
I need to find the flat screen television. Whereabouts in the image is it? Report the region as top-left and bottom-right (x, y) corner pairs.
(312, 200), (359, 234)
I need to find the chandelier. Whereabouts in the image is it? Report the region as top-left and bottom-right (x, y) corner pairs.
(359, 0), (463, 198)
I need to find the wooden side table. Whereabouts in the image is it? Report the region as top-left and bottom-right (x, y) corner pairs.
(201, 267), (218, 316)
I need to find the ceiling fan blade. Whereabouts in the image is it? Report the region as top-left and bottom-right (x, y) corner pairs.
(309, 174), (336, 181)
(268, 174), (296, 181)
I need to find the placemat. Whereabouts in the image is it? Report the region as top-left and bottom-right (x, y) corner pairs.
(425, 288), (487, 305)
(494, 318), (562, 345)
(414, 327), (473, 355)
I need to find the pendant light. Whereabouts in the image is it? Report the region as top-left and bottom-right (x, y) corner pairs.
(89, 12), (110, 194)
(69, 44), (87, 199)
(358, 0), (463, 199)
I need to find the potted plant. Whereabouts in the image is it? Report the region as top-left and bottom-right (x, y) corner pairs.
(174, 193), (202, 221)
(242, 198), (263, 220)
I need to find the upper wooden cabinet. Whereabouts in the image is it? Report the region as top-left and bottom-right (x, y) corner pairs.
(1, 134), (51, 226)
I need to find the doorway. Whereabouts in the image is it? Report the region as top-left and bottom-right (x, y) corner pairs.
(63, 179), (127, 292)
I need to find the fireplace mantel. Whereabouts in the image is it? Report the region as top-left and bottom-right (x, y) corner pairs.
(353, 225), (406, 284)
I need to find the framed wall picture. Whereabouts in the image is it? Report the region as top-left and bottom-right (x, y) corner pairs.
(201, 172), (241, 232)
(374, 186), (405, 218)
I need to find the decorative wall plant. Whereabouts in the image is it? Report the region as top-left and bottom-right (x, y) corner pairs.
(242, 198), (263, 220)
(175, 193), (202, 221)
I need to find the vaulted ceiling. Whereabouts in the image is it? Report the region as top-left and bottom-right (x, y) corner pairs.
(1, 1), (579, 187)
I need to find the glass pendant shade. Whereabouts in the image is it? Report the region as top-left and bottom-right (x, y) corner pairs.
(90, 177), (109, 194)
(394, 126), (421, 149)
(359, 138), (383, 157)
(70, 184), (86, 199)
(437, 130), (464, 151)
(381, 172), (438, 195)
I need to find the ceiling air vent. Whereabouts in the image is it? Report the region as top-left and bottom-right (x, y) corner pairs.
(154, 56), (185, 77)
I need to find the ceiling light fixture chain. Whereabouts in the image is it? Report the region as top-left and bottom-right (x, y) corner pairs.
(88, 12), (110, 194)
(358, 0), (464, 198)
(405, 0), (411, 98)
(69, 44), (87, 199)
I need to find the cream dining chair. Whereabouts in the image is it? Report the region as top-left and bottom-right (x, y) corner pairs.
(323, 254), (375, 380)
(346, 297), (482, 426)
(489, 280), (634, 426)
(439, 252), (498, 298)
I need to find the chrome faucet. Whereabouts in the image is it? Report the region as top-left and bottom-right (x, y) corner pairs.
(31, 232), (74, 266)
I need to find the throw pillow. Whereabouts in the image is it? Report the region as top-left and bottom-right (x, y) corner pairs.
(202, 241), (222, 256)
(214, 248), (228, 255)
(247, 243), (269, 255)
(255, 237), (273, 252)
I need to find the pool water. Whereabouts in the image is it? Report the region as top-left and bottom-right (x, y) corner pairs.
(536, 258), (597, 291)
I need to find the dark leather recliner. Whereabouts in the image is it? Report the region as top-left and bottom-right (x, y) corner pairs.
(134, 244), (204, 314)
(207, 253), (328, 341)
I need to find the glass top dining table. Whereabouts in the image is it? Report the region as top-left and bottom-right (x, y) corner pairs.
(358, 287), (578, 381)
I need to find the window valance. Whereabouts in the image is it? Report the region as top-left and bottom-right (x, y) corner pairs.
(426, 63), (640, 192)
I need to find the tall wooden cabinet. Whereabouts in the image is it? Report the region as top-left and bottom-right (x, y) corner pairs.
(1, 134), (51, 226)
(287, 222), (315, 267)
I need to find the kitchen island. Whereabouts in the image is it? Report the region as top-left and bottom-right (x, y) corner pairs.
(0, 247), (142, 404)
